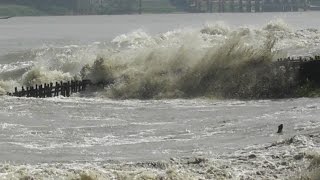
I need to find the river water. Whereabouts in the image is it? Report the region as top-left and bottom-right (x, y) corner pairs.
(0, 13), (320, 179)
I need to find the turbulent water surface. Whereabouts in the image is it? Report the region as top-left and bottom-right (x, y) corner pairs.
(1, 13), (320, 179)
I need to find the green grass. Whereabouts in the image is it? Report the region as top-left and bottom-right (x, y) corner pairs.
(0, 4), (45, 16)
(141, 0), (179, 13)
(0, 1), (181, 16)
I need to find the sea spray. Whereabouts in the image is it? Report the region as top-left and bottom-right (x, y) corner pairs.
(1, 20), (320, 98)
(81, 28), (298, 99)
(0, 80), (19, 95)
(22, 67), (73, 87)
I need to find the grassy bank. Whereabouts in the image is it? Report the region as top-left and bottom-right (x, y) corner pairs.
(0, 4), (45, 16)
(0, 0), (181, 17)
(141, 0), (179, 13)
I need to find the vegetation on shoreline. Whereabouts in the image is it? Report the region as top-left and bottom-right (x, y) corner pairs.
(1, 0), (320, 17)
(0, 4), (45, 16)
(0, 0), (181, 17)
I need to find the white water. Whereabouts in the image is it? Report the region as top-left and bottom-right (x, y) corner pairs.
(1, 13), (320, 179)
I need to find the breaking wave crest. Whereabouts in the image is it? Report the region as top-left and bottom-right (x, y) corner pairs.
(1, 19), (320, 99)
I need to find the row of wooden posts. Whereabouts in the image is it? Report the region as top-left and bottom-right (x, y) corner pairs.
(7, 80), (91, 98)
(6, 56), (320, 98)
(277, 56), (320, 62)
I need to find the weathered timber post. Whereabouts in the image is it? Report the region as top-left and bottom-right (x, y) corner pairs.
(74, 80), (77, 92)
(55, 82), (59, 96)
(30, 86), (34, 97)
(66, 81), (71, 97)
(48, 83), (53, 97)
(75, 81), (79, 92)
(70, 81), (73, 93)
(44, 83), (48, 98)
(44, 84), (47, 97)
(78, 81), (83, 91)
(26, 87), (30, 97)
(74, 80), (77, 93)
(38, 84), (43, 98)
(34, 85), (38, 97)
(21, 87), (26, 97)
(60, 81), (64, 97)
(14, 87), (18, 96)
(42, 84), (46, 98)
(82, 80), (87, 91)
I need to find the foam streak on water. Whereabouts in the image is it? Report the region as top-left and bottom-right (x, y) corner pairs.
(0, 97), (320, 179)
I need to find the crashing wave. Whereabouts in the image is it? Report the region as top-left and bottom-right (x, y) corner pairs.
(1, 20), (320, 99)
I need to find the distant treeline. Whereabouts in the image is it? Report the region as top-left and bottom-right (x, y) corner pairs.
(0, 0), (139, 15)
(91, 0), (138, 15)
(1, 0), (319, 16)
(169, 0), (188, 10)
(0, 0), (77, 15)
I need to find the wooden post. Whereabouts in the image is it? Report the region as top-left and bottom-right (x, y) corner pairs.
(73, 81), (76, 93)
(75, 81), (79, 92)
(14, 87), (18, 96)
(26, 87), (30, 97)
(45, 83), (48, 98)
(21, 87), (25, 97)
(39, 85), (43, 98)
(82, 80), (87, 91)
(79, 80), (82, 92)
(60, 81), (64, 97)
(55, 82), (59, 96)
(66, 81), (71, 97)
(34, 84), (39, 97)
(48, 83), (53, 97)
(42, 84), (46, 98)
(30, 86), (34, 97)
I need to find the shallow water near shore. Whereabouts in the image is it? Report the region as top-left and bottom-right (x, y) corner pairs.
(0, 97), (320, 179)
(1, 13), (320, 179)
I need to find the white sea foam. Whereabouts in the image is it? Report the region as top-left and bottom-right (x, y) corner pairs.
(0, 20), (319, 99)
(0, 134), (319, 180)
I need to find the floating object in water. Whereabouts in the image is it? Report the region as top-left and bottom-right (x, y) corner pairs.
(277, 124), (283, 133)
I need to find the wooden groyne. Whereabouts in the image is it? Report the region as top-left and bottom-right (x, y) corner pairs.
(6, 55), (320, 98)
(7, 80), (91, 98)
(275, 55), (320, 84)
